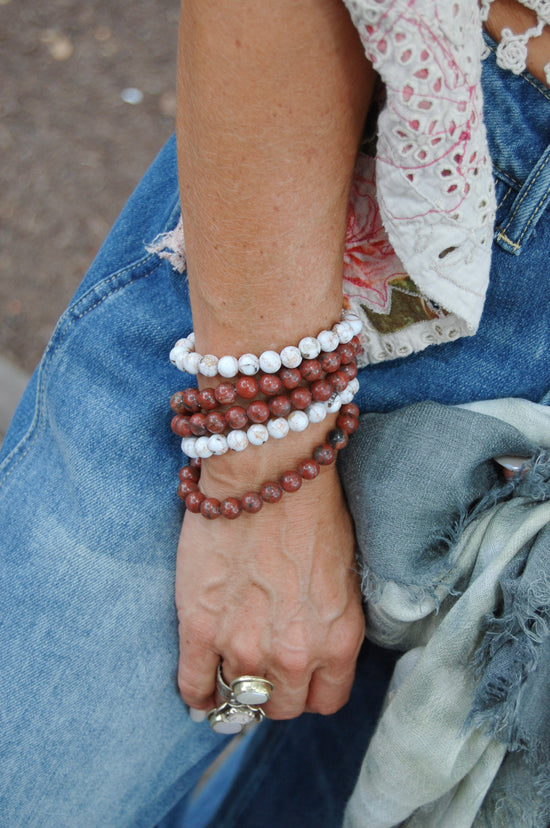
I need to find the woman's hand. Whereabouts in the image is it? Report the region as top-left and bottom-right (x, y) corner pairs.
(175, 457), (365, 720)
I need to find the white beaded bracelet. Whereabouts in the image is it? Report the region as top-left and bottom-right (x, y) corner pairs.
(180, 379), (360, 459)
(169, 311), (363, 376)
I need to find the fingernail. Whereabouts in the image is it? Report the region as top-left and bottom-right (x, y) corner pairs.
(189, 707), (207, 723)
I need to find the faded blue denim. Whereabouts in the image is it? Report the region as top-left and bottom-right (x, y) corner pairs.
(0, 36), (548, 827)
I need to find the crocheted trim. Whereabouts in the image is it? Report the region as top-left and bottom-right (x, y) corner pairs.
(481, 0), (550, 85)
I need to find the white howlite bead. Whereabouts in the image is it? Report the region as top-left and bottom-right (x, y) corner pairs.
(326, 393), (342, 413)
(280, 345), (302, 369)
(316, 329), (339, 352)
(183, 352), (201, 375)
(199, 354), (219, 377)
(259, 350), (282, 374)
(177, 337), (194, 351)
(299, 336), (321, 360)
(247, 424), (269, 446)
(238, 353), (260, 376)
(217, 355), (239, 378)
(288, 410), (309, 432)
(174, 351), (189, 373)
(338, 387), (355, 405)
(169, 346), (183, 366)
(227, 430), (249, 452)
(333, 321), (354, 344)
(343, 312), (363, 335)
(187, 332), (196, 346)
(207, 434), (229, 455)
(195, 436), (213, 458)
(348, 378), (360, 395)
(267, 418), (290, 439)
(181, 438), (198, 459)
(306, 402), (327, 424)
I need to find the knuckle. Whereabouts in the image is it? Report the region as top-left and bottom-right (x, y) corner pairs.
(278, 651), (310, 680)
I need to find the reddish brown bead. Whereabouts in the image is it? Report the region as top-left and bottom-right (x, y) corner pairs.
(340, 362), (358, 382)
(329, 371), (348, 393)
(170, 391), (188, 414)
(341, 403), (360, 419)
(337, 342), (356, 365)
(247, 401), (270, 423)
(189, 413), (208, 436)
(205, 411), (227, 434)
(177, 478), (199, 498)
(313, 443), (336, 465)
(171, 415), (193, 437)
(269, 395), (292, 417)
(260, 481), (284, 503)
(280, 368), (302, 390)
(189, 457), (202, 469)
(351, 335), (363, 354)
(280, 470), (302, 493)
(297, 458), (320, 480)
(336, 413), (359, 435)
(311, 379), (333, 402)
(185, 490), (206, 513)
(179, 465), (200, 483)
(258, 374), (283, 396)
(198, 387), (218, 411)
(320, 352), (342, 373)
(235, 376), (259, 399)
(221, 497), (242, 519)
(241, 491), (263, 513)
(289, 387), (312, 410)
(180, 388), (201, 413)
(215, 383), (238, 405)
(225, 406), (249, 429)
(299, 359), (323, 382)
(200, 497), (222, 519)
(327, 428), (349, 450)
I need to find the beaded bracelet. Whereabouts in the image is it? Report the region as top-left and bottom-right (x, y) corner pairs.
(176, 404), (360, 519)
(169, 311), (363, 376)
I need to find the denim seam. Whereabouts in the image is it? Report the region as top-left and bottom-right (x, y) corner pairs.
(500, 151), (550, 244)
(493, 162), (520, 191)
(0, 255), (162, 491)
(496, 185), (514, 212)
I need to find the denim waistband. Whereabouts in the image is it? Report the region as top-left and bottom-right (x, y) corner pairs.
(482, 33), (550, 256)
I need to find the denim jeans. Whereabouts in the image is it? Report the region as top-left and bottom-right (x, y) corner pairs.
(1, 38), (549, 827)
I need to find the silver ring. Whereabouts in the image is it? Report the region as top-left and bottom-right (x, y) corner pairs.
(207, 702), (264, 735)
(216, 663), (274, 705)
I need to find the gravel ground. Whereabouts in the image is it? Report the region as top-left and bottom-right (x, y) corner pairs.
(0, 0), (179, 375)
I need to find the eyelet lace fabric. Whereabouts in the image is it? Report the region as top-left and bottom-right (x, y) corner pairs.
(480, 0), (550, 85)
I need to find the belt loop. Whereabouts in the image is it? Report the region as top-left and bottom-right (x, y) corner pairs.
(495, 143), (550, 256)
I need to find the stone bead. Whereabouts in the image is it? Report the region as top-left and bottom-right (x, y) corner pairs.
(337, 342), (356, 365)
(170, 391), (188, 414)
(299, 359), (323, 382)
(260, 481), (283, 503)
(329, 371), (348, 393)
(225, 406), (248, 430)
(195, 436), (214, 458)
(327, 428), (348, 450)
(183, 352), (201, 375)
(201, 497), (222, 519)
(297, 458), (320, 480)
(280, 345), (302, 369)
(185, 490), (206, 513)
(313, 443), (336, 465)
(189, 413), (208, 437)
(179, 465), (200, 483)
(280, 470), (302, 493)
(333, 320), (355, 344)
(247, 424), (269, 446)
(238, 353), (260, 375)
(311, 380), (333, 402)
(226, 430), (249, 452)
(217, 355), (239, 378)
(316, 329), (339, 352)
(198, 387), (218, 410)
(338, 387), (355, 405)
(348, 378), (360, 395)
(199, 354), (219, 377)
(170, 347), (186, 370)
(221, 497), (242, 519)
(299, 336), (321, 360)
(280, 368), (302, 390)
(269, 395), (292, 417)
(289, 387), (312, 410)
(267, 418), (290, 439)
(350, 336), (362, 354)
(305, 403), (327, 424)
(241, 492), (263, 513)
(259, 350), (282, 374)
(214, 383), (238, 405)
(287, 410), (309, 432)
(258, 374), (283, 396)
(341, 403), (360, 418)
(171, 416), (192, 437)
(325, 393), (342, 414)
(236, 376), (259, 399)
(187, 332), (196, 346)
(205, 411), (226, 434)
(180, 388), (201, 413)
(177, 478), (199, 498)
(343, 312), (363, 335)
(247, 401), (270, 423)
(320, 352), (341, 374)
(336, 413), (359, 435)
(189, 457), (202, 468)
(340, 362), (358, 382)
(181, 438), (199, 458)
(207, 434), (229, 455)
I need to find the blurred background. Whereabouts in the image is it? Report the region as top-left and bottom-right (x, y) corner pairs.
(0, 0), (179, 440)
